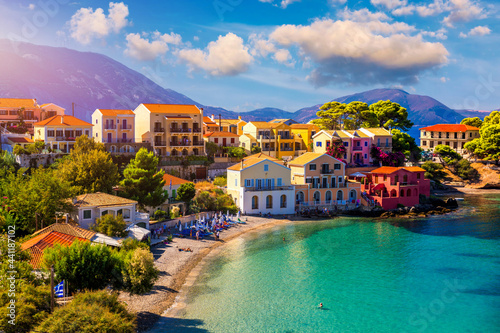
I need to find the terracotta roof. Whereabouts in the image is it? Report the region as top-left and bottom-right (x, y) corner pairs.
(228, 157), (266, 171)
(220, 119), (243, 125)
(97, 109), (134, 116)
(244, 153), (278, 161)
(141, 104), (202, 115)
(7, 136), (33, 143)
(40, 103), (64, 110)
(32, 223), (96, 240)
(203, 131), (240, 138)
(73, 192), (137, 208)
(203, 117), (217, 125)
(163, 174), (192, 186)
(289, 152), (324, 165)
(21, 231), (89, 268)
(360, 128), (392, 136)
(34, 115), (93, 127)
(290, 124), (319, 129)
(419, 124), (480, 132)
(370, 166), (425, 174)
(0, 98), (38, 109)
(241, 134), (257, 141)
(248, 121), (273, 129)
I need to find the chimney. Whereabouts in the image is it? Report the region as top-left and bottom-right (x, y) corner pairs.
(200, 107), (204, 112)
(210, 114), (214, 121)
(241, 160), (244, 169)
(61, 115), (64, 124)
(238, 116), (241, 120)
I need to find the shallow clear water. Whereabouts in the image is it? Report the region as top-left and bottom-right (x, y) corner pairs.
(162, 194), (500, 333)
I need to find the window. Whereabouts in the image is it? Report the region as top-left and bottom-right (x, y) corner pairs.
(384, 175), (387, 181)
(96, 119), (98, 124)
(326, 141), (330, 147)
(47, 130), (55, 137)
(417, 173), (421, 179)
(364, 154), (367, 159)
(231, 138), (235, 144)
(309, 164), (316, 171)
(96, 133), (99, 138)
(338, 176), (343, 185)
(85, 130), (89, 136)
(235, 179), (238, 186)
(469, 133), (472, 138)
(386, 138), (389, 146)
(83, 210), (91, 219)
(343, 142), (348, 147)
(356, 141), (360, 146)
(422, 141), (427, 146)
(264, 164), (269, 172)
(325, 191), (332, 203)
(313, 191), (320, 203)
(252, 196), (258, 209)
(316, 141), (322, 147)
(214, 138), (218, 144)
(364, 141), (368, 146)
(245, 179), (251, 187)
(277, 178), (282, 186)
(280, 195), (287, 208)
(334, 163), (341, 170)
(336, 190), (343, 201)
(266, 195), (273, 209)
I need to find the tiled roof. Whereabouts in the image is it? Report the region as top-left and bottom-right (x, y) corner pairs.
(344, 130), (370, 138)
(203, 131), (240, 138)
(34, 115), (93, 127)
(220, 119), (242, 125)
(361, 128), (392, 136)
(97, 109), (134, 116)
(163, 174), (192, 186)
(241, 134), (257, 141)
(7, 136), (33, 143)
(228, 157), (266, 171)
(244, 153), (278, 161)
(370, 166), (425, 174)
(290, 124), (318, 129)
(73, 192), (137, 208)
(40, 103), (64, 110)
(141, 104), (202, 114)
(325, 130), (350, 138)
(203, 117), (217, 125)
(248, 121), (273, 128)
(289, 152), (323, 165)
(419, 124), (480, 132)
(32, 223), (96, 240)
(0, 98), (38, 109)
(21, 231), (89, 268)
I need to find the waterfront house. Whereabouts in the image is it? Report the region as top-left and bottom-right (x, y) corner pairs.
(134, 104), (204, 157)
(419, 124), (480, 154)
(227, 157), (295, 215)
(69, 192), (150, 230)
(288, 152), (360, 208)
(148, 173), (193, 214)
(33, 115), (93, 153)
(362, 166), (431, 210)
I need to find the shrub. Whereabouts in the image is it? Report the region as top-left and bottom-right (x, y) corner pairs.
(120, 238), (149, 252)
(214, 175), (227, 187)
(455, 159), (478, 180)
(154, 209), (167, 221)
(91, 214), (128, 237)
(121, 248), (159, 294)
(35, 290), (136, 333)
(170, 206), (180, 218)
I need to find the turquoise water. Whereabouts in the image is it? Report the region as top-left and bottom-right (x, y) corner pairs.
(162, 195), (500, 332)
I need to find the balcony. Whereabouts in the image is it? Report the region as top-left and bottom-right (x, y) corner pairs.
(170, 128), (192, 133)
(192, 141), (204, 146)
(262, 147), (275, 152)
(280, 147), (293, 151)
(320, 169), (333, 174)
(257, 135), (275, 140)
(170, 141), (191, 147)
(55, 137), (76, 141)
(154, 127), (164, 133)
(353, 146), (363, 151)
(120, 124), (132, 130)
(376, 143), (392, 148)
(153, 141), (167, 146)
(104, 125), (117, 130)
(244, 186), (294, 192)
(193, 128), (202, 133)
(103, 138), (134, 143)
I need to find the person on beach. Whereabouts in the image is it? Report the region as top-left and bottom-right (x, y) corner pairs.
(283, 237), (285, 242)
(216, 230), (220, 240)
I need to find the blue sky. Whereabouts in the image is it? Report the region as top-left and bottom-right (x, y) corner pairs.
(0, 0), (499, 112)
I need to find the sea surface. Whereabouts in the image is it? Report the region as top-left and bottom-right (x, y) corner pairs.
(160, 194), (500, 333)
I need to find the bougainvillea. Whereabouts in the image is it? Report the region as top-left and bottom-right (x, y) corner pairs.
(370, 145), (405, 167)
(326, 141), (347, 164)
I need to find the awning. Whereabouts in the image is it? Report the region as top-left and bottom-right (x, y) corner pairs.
(350, 172), (367, 177)
(373, 183), (386, 191)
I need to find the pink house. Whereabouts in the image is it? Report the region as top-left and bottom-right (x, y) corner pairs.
(362, 167), (431, 210)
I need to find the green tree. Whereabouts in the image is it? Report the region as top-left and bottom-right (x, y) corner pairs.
(35, 290), (136, 333)
(58, 135), (119, 193)
(369, 100), (413, 131)
(120, 148), (165, 209)
(343, 101), (379, 129)
(225, 146), (246, 158)
(434, 144), (462, 164)
(0, 151), (19, 172)
(213, 175), (227, 187)
(0, 168), (75, 234)
(391, 129), (422, 162)
(121, 248), (159, 294)
(91, 214), (128, 237)
(421, 161), (447, 183)
(455, 159), (477, 180)
(205, 141), (220, 158)
(42, 241), (120, 292)
(311, 101), (346, 130)
(176, 182), (196, 205)
(460, 117), (483, 128)
(250, 145), (261, 154)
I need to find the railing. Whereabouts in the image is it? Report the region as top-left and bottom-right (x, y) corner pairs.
(193, 128), (201, 133)
(154, 141), (167, 146)
(244, 186), (294, 192)
(103, 138), (134, 143)
(154, 127), (164, 132)
(257, 135), (275, 140)
(376, 143), (392, 148)
(353, 146), (363, 151)
(281, 147), (293, 151)
(170, 128), (192, 133)
(104, 125), (117, 129)
(308, 183), (346, 189)
(297, 200), (355, 206)
(120, 125), (132, 130)
(170, 141), (191, 146)
(320, 169), (333, 174)
(55, 137), (76, 141)
(192, 141), (204, 146)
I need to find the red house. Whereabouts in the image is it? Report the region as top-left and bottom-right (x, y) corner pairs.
(362, 167), (431, 210)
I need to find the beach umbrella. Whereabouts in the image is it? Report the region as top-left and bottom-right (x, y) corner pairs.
(179, 223), (182, 232)
(227, 210), (229, 217)
(237, 211), (240, 218)
(185, 222), (188, 229)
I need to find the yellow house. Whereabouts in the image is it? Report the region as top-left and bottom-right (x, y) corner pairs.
(227, 157), (295, 215)
(33, 115), (93, 153)
(134, 104), (204, 156)
(220, 116), (247, 135)
(290, 123), (319, 152)
(288, 152), (360, 208)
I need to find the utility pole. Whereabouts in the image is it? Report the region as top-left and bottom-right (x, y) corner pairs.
(72, 103), (75, 117)
(50, 265), (55, 313)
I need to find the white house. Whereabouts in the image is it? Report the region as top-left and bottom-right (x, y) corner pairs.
(227, 157), (295, 215)
(70, 192), (150, 230)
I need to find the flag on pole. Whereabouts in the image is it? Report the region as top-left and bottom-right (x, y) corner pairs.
(54, 281), (64, 298)
(169, 179), (172, 190)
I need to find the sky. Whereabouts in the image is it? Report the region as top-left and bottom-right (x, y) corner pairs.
(0, 0), (499, 112)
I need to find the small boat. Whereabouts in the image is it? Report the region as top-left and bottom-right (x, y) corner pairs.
(455, 198), (465, 201)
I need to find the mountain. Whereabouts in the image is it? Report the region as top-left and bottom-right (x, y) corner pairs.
(454, 109), (493, 119)
(0, 39), (237, 121)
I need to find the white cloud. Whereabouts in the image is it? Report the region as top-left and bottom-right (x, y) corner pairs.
(392, 5), (415, 16)
(193, 36), (200, 41)
(125, 33), (168, 61)
(460, 25), (491, 37)
(329, 0), (347, 4)
(416, 0), (448, 17)
(269, 18), (449, 86)
(69, 2), (129, 45)
(28, 4), (35, 10)
(440, 76), (449, 82)
(339, 8), (391, 22)
(370, 0), (407, 10)
(249, 34), (296, 66)
(153, 31), (182, 45)
(258, 0), (300, 9)
(421, 28), (448, 40)
(177, 33), (253, 76)
(442, 0), (486, 27)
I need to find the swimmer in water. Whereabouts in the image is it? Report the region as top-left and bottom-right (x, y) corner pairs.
(319, 303), (323, 308)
